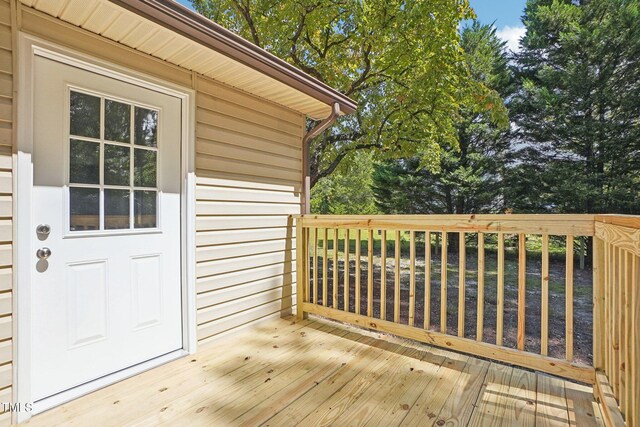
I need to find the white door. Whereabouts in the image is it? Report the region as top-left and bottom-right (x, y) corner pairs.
(30, 56), (183, 401)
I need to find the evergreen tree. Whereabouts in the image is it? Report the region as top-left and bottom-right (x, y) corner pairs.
(507, 0), (640, 214)
(373, 22), (512, 215)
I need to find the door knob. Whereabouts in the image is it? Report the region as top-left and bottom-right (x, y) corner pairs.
(36, 247), (51, 260)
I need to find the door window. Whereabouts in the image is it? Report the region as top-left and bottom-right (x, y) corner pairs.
(68, 89), (159, 232)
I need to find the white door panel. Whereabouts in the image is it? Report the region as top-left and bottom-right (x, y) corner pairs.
(31, 56), (183, 401)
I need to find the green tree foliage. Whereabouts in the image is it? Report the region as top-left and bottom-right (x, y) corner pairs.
(310, 151), (378, 214)
(506, 0), (640, 214)
(191, 0), (503, 186)
(373, 22), (511, 214)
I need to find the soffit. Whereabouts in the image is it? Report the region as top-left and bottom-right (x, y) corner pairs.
(20, 0), (339, 119)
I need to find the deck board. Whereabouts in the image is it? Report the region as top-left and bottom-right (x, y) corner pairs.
(26, 316), (603, 427)
(536, 373), (570, 426)
(468, 362), (515, 426)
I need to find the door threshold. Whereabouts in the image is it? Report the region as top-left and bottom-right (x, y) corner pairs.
(31, 349), (187, 416)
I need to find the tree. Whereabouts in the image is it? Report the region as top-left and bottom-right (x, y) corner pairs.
(191, 0), (503, 186)
(310, 151), (378, 214)
(373, 22), (511, 215)
(506, 0), (640, 214)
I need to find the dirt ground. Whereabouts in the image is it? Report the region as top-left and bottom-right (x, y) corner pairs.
(309, 250), (593, 366)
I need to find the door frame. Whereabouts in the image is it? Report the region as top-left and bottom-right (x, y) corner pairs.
(14, 34), (197, 422)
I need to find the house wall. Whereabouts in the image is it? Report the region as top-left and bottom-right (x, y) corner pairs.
(0, 4), (304, 422)
(194, 76), (302, 343)
(0, 0), (12, 424)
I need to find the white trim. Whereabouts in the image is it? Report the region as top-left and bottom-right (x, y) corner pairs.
(32, 349), (187, 416)
(14, 34), (197, 423)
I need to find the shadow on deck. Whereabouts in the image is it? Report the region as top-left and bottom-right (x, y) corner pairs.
(26, 316), (603, 426)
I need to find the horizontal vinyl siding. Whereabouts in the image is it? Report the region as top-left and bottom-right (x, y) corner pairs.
(195, 75), (303, 343)
(14, 1), (307, 408)
(0, 0), (10, 423)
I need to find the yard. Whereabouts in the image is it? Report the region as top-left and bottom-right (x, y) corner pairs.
(310, 230), (593, 365)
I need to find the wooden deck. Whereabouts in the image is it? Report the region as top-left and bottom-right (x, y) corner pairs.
(27, 316), (603, 426)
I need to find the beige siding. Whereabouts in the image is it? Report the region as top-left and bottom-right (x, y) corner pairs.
(4, 1), (306, 416)
(195, 75), (303, 344)
(19, 0), (305, 346)
(0, 0), (10, 423)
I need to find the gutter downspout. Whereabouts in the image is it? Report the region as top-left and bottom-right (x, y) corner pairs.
(302, 102), (341, 214)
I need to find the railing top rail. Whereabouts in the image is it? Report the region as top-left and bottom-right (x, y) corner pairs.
(293, 214), (596, 220)
(595, 214), (640, 230)
(294, 214), (596, 236)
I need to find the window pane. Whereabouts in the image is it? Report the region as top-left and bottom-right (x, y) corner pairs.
(70, 139), (99, 184)
(70, 91), (100, 139)
(70, 187), (99, 231)
(104, 189), (130, 230)
(104, 144), (130, 186)
(104, 99), (131, 143)
(134, 107), (158, 147)
(134, 190), (156, 228)
(134, 149), (157, 187)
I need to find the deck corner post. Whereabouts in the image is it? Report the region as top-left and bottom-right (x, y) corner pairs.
(296, 216), (309, 321)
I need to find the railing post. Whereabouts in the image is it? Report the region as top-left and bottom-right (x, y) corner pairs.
(296, 216), (308, 321)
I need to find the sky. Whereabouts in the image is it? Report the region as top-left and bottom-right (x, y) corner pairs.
(175, 0), (528, 52)
(176, 0), (193, 9)
(469, 0), (528, 52)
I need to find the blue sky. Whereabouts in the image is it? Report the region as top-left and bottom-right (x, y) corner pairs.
(175, 0), (527, 52)
(469, 0), (526, 28)
(469, 0), (528, 52)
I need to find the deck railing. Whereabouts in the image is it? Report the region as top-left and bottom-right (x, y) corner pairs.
(593, 215), (639, 427)
(294, 214), (639, 427)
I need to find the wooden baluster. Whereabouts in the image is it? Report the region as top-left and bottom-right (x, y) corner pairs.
(305, 228), (309, 306)
(368, 229), (374, 317)
(497, 233), (505, 346)
(517, 233), (526, 351)
(565, 236), (574, 361)
(477, 233), (485, 342)
(592, 236), (604, 371)
(441, 232), (448, 334)
(613, 247), (620, 398)
(381, 231), (387, 320)
(333, 228), (339, 309)
(631, 254), (639, 426)
(603, 241), (609, 376)
(394, 230), (401, 323)
(541, 234), (549, 356)
(458, 232), (465, 338)
(424, 231), (431, 330)
(609, 243), (615, 392)
(355, 229), (361, 315)
(409, 230), (416, 327)
(323, 228), (328, 307)
(295, 221), (308, 320)
(313, 228), (318, 305)
(619, 250), (628, 415)
(624, 251), (633, 420)
(344, 229), (350, 312)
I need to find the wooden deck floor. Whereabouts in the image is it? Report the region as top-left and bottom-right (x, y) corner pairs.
(27, 316), (603, 426)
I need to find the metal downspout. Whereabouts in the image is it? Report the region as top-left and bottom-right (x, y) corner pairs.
(302, 102), (341, 214)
